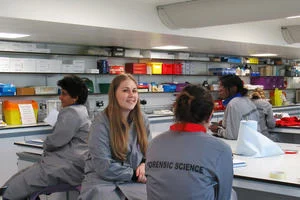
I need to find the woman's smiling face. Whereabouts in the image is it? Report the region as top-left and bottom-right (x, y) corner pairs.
(115, 79), (138, 116)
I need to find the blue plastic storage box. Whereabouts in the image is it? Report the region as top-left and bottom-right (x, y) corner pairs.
(163, 84), (176, 92)
(0, 84), (16, 96)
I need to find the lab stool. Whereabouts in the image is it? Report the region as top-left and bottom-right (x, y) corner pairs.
(29, 184), (81, 200)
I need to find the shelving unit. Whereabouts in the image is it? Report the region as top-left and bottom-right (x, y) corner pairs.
(0, 41), (299, 187)
(0, 40), (298, 105)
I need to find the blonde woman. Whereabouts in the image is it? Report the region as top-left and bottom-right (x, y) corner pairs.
(79, 74), (151, 200)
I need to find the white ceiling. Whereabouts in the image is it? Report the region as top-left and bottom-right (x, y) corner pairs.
(127, 0), (187, 5)
(1, 0), (300, 59)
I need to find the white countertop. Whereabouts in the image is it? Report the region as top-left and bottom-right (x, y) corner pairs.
(222, 139), (300, 186)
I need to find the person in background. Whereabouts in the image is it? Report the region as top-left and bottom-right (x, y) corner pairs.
(146, 85), (234, 200)
(209, 74), (260, 139)
(1, 75), (91, 200)
(79, 73), (151, 200)
(251, 89), (277, 141)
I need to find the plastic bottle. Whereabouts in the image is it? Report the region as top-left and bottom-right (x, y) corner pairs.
(249, 66), (253, 74)
(235, 67), (241, 76)
(97, 60), (109, 74)
(244, 65), (250, 76)
(202, 80), (210, 90)
(241, 65), (246, 76)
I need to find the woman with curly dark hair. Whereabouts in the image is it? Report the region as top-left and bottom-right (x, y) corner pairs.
(209, 74), (260, 139)
(2, 75), (91, 200)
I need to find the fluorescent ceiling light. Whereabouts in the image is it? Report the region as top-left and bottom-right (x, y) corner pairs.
(152, 45), (188, 50)
(250, 53), (278, 57)
(286, 15), (300, 19)
(0, 32), (30, 38)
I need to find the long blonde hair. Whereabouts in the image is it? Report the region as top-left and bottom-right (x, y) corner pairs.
(105, 74), (148, 161)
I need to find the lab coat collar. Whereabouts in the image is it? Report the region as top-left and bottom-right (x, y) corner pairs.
(170, 122), (207, 133)
(222, 92), (242, 106)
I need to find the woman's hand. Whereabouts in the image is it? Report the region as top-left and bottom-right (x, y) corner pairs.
(209, 124), (219, 133)
(209, 120), (222, 133)
(135, 163), (147, 183)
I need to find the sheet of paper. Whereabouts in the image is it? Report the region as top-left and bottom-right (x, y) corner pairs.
(44, 109), (59, 126)
(18, 104), (36, 125)
(25, 140), (44, 147)
(27, 138), (44, 144)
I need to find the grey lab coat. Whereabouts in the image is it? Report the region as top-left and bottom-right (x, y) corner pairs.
(217, 96), (260, 140)
(78, 111), (151, 200)
(146, 130), (233, 200)
(252, 99), (277, 141)
(3, 105), (91, 200)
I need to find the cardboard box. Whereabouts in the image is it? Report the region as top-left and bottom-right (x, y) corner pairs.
(17, 87), (35, 95)
(111, 47), (125, 57)
(86, 69), (99, 74)
(0, 57), (10, 72)
(147, 62), (162, 74)
(125, 49), (141, 58)
(36, 59), (62, 72)
(109, 66), (125, 74)
(34, 86), (58, 95)
(9, 58), (36, 72)
(174, 52), (190, 59)
(0, 83), (16, 96)
(125, 63), (147, 74)
(62, 60), (85, 73)
(142, 51), (174, 59)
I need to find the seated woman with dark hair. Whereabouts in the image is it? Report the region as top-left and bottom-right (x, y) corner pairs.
(209, 75), (260, 140)
(1, 75), (91, 200)
(146, 84), (234, 200)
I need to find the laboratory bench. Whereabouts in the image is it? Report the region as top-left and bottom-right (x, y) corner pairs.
(270, 126), (300, 144)
(223, 139), (300, 200)
(0, 123), (52, 186)
(0, 123), (52, 138)
(0, 115), (174, 186)
(0, 104), (299, 193)
(14, 131), (300, 200)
